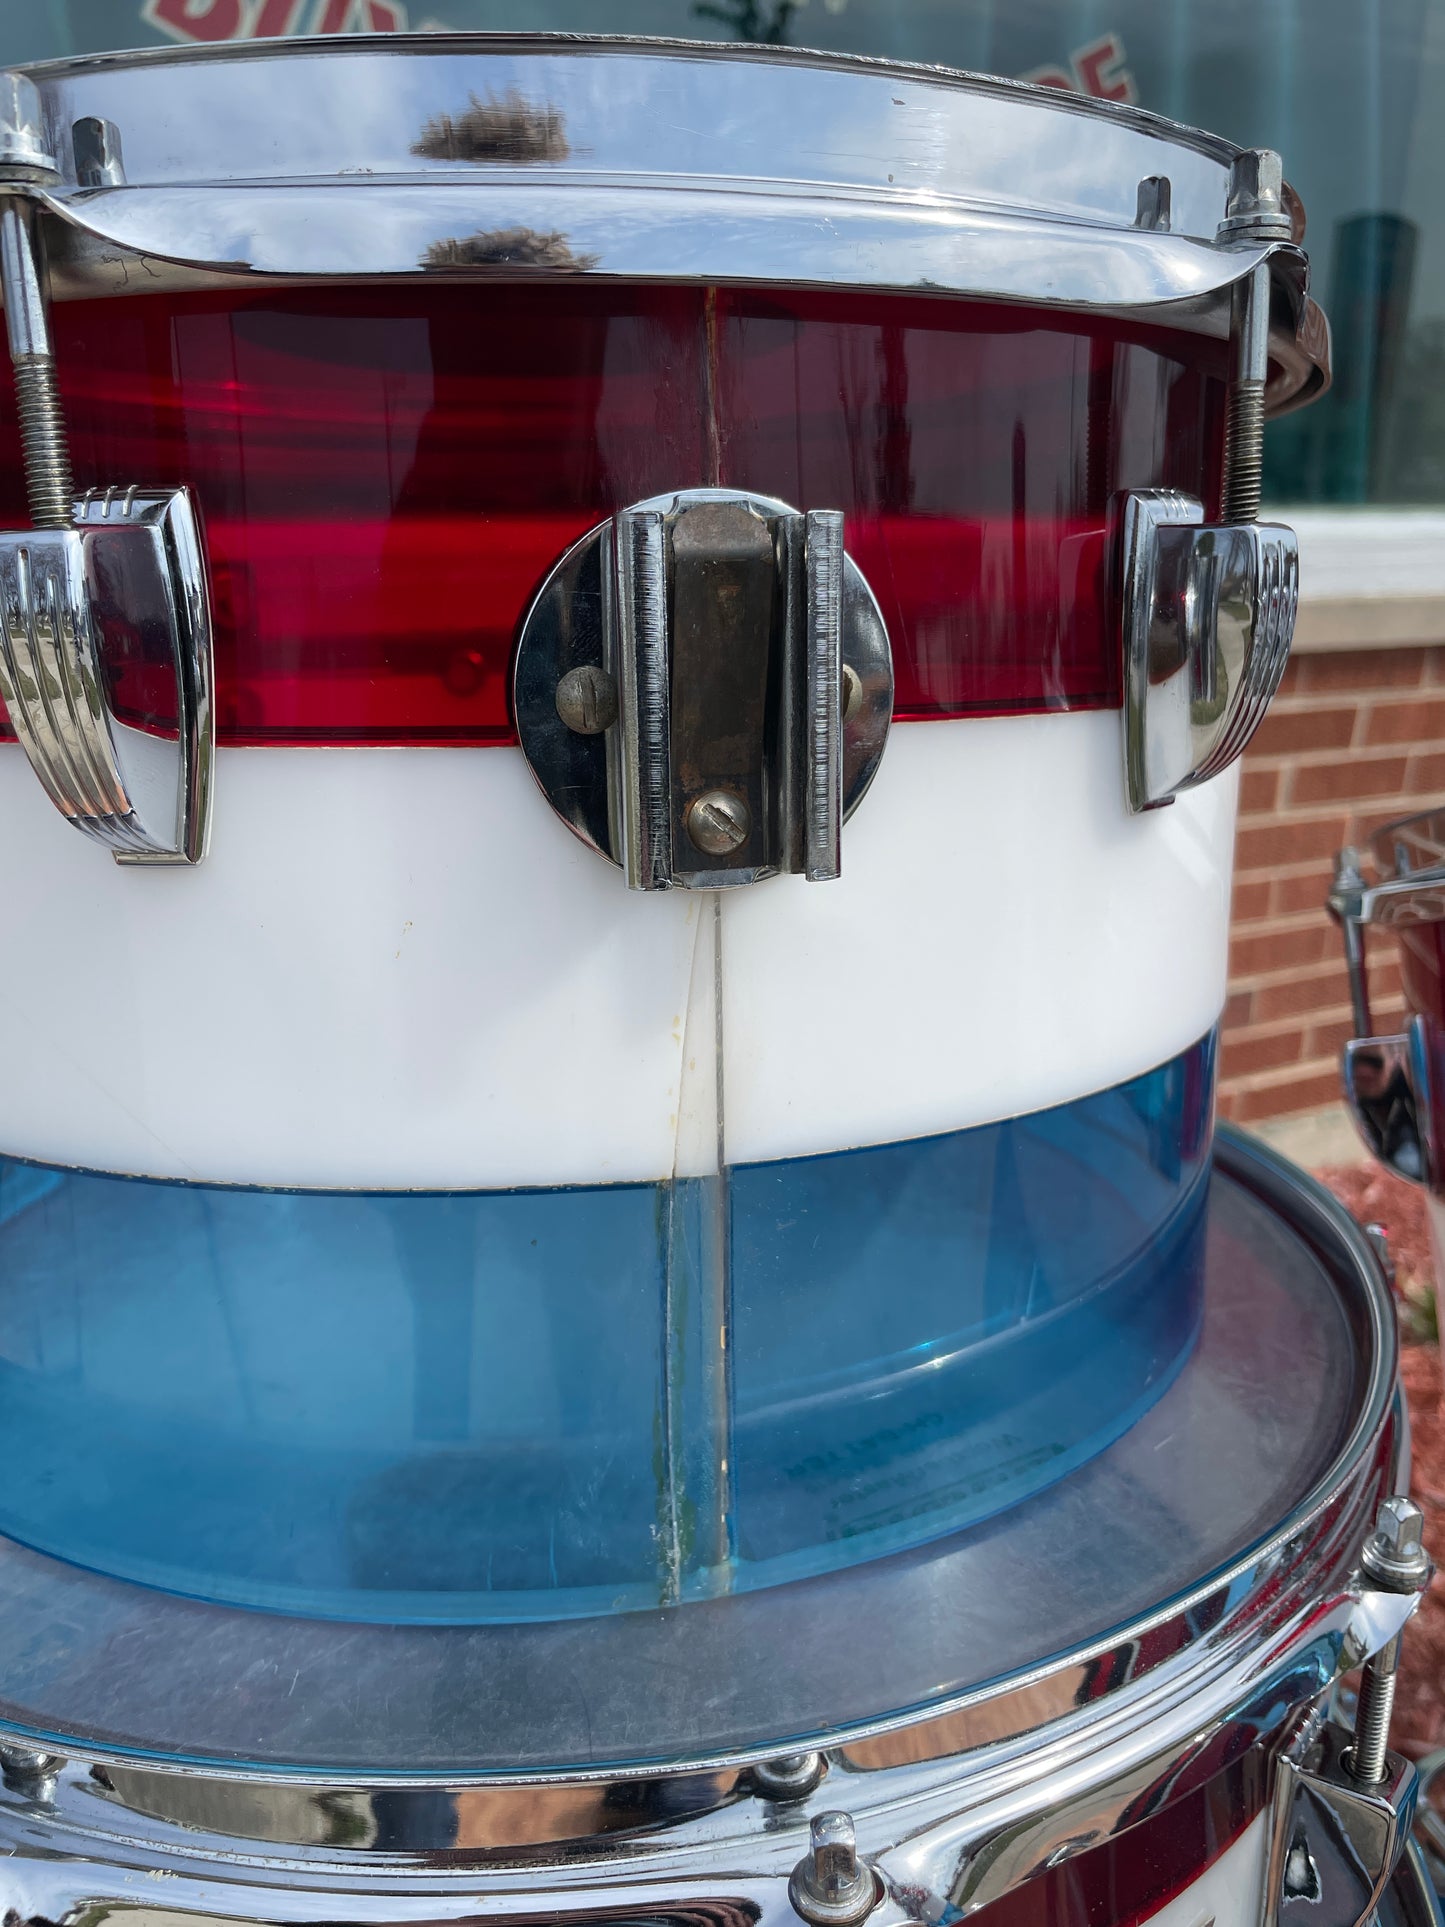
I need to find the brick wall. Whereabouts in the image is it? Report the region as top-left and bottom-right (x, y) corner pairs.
(1219, 643), (1445, 1124)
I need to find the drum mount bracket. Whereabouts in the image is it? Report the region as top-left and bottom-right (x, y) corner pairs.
(513, 489), (893, 890)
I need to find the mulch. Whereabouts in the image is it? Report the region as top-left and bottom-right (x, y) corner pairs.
(1316, 1160), (1444, 1756)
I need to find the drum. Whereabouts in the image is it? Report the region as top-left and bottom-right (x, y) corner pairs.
(0, 30), (1418, 1927)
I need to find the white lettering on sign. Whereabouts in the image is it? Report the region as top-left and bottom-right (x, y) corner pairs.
(1021, 32), (1137, 104)
(140, 0), (437, 38)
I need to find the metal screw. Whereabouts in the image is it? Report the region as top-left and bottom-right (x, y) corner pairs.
(753, 1751), (826, 1801)
(1348, 1496), (1432, 1785)
(789, 1810), (878, 1926)
(1135, 174), (1172, 233)
(1219, 148), (1293, 244)
(554, 664), (618, 735)
(0, 75), (72, 535)
(686, 788), (751, 856)
(841, 664), (863, 724)
(0, 1742), (64, 1799)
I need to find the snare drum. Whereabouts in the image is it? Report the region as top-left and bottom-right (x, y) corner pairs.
(0, 32), (1418, 1927)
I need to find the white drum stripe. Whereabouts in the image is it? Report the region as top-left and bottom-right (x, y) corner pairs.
(0, 713), (1234, 1188)
(722, 710), (1237, 1166)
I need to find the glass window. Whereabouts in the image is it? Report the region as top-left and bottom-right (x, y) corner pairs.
(12, 0), (1444, 507)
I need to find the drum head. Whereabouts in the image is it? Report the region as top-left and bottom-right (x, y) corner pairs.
(0, 1130), (1387, 1777)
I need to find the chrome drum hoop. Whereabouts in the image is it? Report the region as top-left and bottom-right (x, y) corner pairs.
(13, 35), (1326, 410)
(0, 1130), (1406, 1927)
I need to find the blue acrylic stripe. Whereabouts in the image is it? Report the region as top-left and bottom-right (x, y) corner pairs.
(0, 1032), (1215, 1623)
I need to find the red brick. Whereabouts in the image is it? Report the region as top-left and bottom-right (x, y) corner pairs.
(1232, 876), (1272, 922)
(1229, 923), (1332, 978)
(1346, 807), (1417, 849)
(1252, 963), (1351, 1022)
(1249, 705), (1358, 757)
(1300, 650), (1427, 694)
(1403, 750), (1445, 795)
(1277, 656), (1305, 696)
(1238, 765), (1280, 815)
(1272, 869), (1336, 916)
(1305, 1013), (1360, 1058)
(1228, 1067), (1347, 1121)
(1235, 815), (1349, 874)
(1363, 696), (1445, 746)
(1223, 988), (1253, 1029)
(1289, 754), (1409, 806)
(1219, 1027), (1304, 1079)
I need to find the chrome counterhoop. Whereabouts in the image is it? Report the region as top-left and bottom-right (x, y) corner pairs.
(0, 1132), (1406, 1927)
(3, 37), (1328, 411)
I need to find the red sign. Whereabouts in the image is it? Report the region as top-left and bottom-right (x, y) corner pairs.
(142, 0), (416, 37)
(1022, 32), (1137, 103)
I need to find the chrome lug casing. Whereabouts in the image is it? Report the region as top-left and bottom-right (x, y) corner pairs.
(1121, 490), (1299, 812)
(0, 487), (213, 864)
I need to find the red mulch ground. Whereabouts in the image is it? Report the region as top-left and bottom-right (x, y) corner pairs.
(1317, 1161), (1445, 1756)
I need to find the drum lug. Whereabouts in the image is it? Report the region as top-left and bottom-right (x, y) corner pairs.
(0, 84), (213, 866)
(1267, 1728), (1419, 1927)
(1267, 1500), (1433, 1927)
(514, 488), (893, 889)
(1120, 488), (1298, 811)
(1340, 1017), (1435, 1188)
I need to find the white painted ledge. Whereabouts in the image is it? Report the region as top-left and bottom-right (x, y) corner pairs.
(1273, 508), (1445, 653)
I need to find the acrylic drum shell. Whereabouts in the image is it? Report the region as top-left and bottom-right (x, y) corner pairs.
(0, 1137), (1406, 1927)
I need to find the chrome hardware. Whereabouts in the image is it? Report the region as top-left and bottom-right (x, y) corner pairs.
(789, 1811), (878, 1926)
(1121, 488), (1298, 811)
(1329, 844), (1445, 1042)
(1349, 1499), (1433, 1786)
(1219, 147), (1294, 245)
(72, 116), (124, 189)
(1135, 174), (1171, 232)
(753, 1752), (827, 1801)
(1269, 1724), (1420, 1927)
(1267, 1500), (1431, 1927)
(0, 75), (213, 865)
(0, 488), (214, 863)
(0, 1741), (62, 1799)
(514, 489), (892, 891)
(1340, 1018), (1434, 1187)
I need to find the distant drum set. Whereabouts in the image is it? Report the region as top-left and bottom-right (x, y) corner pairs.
(0, 29), (1434, 1927)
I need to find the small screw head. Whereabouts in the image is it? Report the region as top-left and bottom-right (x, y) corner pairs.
(753, 1751), (826, 1801)
(1361, 1494), (1432, 1593)
(686, 789), (751, 856)
(841, 664), (863, 724)
(1219, 148), (1293, 243)
(554, 664), (617, 735)
(789, 1810), (878, 1926)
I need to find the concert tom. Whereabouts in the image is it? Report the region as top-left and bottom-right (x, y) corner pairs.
(0, 32), (1323, 1628)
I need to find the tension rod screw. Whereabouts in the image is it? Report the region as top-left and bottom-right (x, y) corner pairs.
(686, 788), (751, 856)
(753, 1751), (826, 1801)
(789, 1810), (879, 1927)
(1347, 1496), (1432, 1785)
(555, 664), (618, 736)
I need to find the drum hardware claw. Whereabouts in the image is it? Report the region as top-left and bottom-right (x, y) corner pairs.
(752, 1752), (827, 1802)
(515, 488), (893, 889)
(789, 1810), (880, 1926)
(71, 117), (124, 188)
(0, 71), (214, 866)
(1338, 1020), (1435, 1188)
